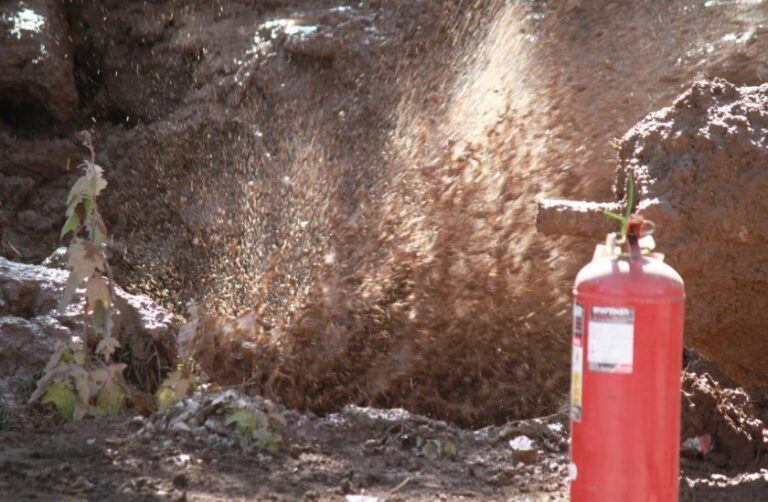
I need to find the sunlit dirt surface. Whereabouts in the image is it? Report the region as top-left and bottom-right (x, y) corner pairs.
(1, 412), (766, 501)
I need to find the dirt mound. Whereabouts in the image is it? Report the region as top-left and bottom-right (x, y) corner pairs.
(539, 78), (768, 388)
(619, 79), (768, 386)
(682, 358), (767, 468)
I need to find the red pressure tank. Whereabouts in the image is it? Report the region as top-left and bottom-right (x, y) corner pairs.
(569, 225), (685, 501)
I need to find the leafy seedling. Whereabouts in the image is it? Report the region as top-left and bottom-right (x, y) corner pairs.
(29, 134), (129, 421)
(603, 173), (636, 237)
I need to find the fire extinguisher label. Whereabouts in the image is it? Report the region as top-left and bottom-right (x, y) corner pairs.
(587, 306), (635, 373)
(573, 301), (584, 339)
(570, 344), (583, 421)
(570, 301), (585, 421)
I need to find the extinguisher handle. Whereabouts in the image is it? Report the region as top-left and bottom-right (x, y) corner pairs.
(625, 215), (646, 260)
(626, 233), (642, 260)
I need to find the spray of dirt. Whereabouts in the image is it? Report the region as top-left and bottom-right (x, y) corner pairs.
(6, 0), (768, 426)
(179, 1), (768, 426)
(178, 3), (578, 427)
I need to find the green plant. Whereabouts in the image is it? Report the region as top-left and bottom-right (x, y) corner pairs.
(603, 173), (636, 237)
(29, 134), (128, 420)
(155, 362), (197, 409)
(225, 406), (282, 454)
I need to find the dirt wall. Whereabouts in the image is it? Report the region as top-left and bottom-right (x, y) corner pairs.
(617, 79), (768, 387)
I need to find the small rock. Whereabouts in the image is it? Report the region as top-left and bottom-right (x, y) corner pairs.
(509, 435), (539, 463)
(72, 476), (95, 491)
(184, 399), (200, 414)
(130, 415), (147, 427)
(345, 496), (383, 502)
(361, 439), (382, 457)
(681, 434), (714, 457)
(170, 421), (192, 435)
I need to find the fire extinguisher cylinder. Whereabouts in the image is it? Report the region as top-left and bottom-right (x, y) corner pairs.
(569, 245), (685, 501)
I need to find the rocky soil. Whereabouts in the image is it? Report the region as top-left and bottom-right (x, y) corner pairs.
(0, 382), (766, 501)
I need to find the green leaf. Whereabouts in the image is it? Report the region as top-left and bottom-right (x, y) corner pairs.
(41, 382), (77, 421)
(72, 351), (86, 366)
(95, 384), (126, 416)
(625, 174), (635, 221)
(88, 210), (108, 243)
(60, 212), (81, 239)
(603, 211), (625, 222)
(441, 441), (457, 459)
(58, 347), (75, 363)
(603, 174), (637, 236)
(225, 409), (268, 439)
(66, 177), (90, 207)
(622, 174), (635, 235)
(85, 163), (107, 197)
(253, 429), (282, 454)
(156, 387), (178, 410)
(86, 275), (110, 313)
(60, 240), (106, 311)
(81, 197), (94, 221)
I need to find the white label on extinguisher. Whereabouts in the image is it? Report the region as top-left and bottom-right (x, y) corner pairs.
(570, 301), (584, 421)
(588, 306), (634, 373)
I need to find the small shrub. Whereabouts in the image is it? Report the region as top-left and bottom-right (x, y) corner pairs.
(29, 133), (129, 420)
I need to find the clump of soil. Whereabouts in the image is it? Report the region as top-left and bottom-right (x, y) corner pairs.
(681, 370), (766, 468)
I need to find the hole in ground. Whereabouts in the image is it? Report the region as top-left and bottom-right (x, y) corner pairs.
(0, 94), (57, 139)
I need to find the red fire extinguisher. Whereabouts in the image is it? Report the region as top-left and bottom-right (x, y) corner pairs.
(570, 215), (685, 501)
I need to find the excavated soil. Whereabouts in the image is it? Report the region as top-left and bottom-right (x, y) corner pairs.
(616, 79), (768, 387)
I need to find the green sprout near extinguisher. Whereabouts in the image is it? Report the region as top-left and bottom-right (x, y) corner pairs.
(603, 173), (635, 237)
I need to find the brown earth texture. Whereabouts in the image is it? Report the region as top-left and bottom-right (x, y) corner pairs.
(3, 0), (768, 500)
